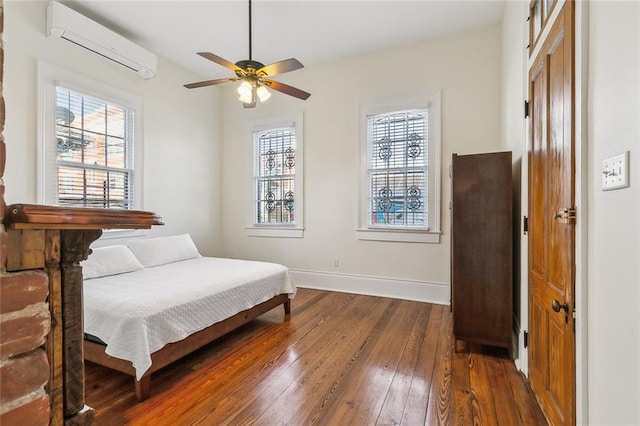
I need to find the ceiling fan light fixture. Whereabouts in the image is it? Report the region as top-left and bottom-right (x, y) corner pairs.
(237, 80), (254, 103)
(184, 0), (311, 106)
(256, 85), (271, 102)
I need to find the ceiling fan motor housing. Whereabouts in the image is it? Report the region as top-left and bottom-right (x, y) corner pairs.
(235, 59), (266, 73)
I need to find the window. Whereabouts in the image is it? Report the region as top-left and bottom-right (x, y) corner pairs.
(255, 128), (296, 224)
(247, 113), (304, 238)
(358, 93), (441, 243)
(54, 86), (134, 208)
(38, 62), (143, 211)
(367, 109), (427, 227)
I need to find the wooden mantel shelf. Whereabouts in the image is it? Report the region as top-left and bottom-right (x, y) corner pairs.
(4, 203), (163, 426)
(5, 203), (164, 229)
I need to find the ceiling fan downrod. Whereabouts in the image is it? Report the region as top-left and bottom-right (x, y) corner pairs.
(248, 0), (252, 61)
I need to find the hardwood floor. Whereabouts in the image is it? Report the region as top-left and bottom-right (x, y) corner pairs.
(85, 288), (547, 425)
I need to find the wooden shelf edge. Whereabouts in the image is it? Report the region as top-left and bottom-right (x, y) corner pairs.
(4, 203), (164, 230)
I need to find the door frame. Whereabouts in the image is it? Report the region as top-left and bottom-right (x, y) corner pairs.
(520, 0), (589, 424)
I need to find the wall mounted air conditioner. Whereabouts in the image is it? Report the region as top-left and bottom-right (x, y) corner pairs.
(46, 1), (157, 79)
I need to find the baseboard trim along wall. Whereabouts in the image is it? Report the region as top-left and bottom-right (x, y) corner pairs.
(290, 269), (450, 305)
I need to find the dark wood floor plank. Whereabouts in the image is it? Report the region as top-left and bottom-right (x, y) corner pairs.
(84, 288), (547, 426)
(233, 293), (393, 425)
(255, 296), (402, 424)
(401, 304), (444, 425)
(467, 343), (500, 425)
(318, 299), (420, 425)
(376, 302), (432, 425)
(484, 350), (522, 425)
(451, 340), (474, 425)
(424, 303), (453, 425)
(504, 359), (549, 425)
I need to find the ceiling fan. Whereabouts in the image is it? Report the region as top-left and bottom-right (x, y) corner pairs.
(183, 0), (311, 108)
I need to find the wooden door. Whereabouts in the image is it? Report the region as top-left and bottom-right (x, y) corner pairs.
(528, 1), (576, 425)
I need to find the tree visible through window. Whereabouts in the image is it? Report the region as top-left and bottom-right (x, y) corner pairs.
(54, 86), (134, 209)
(367, 109), (428, 228)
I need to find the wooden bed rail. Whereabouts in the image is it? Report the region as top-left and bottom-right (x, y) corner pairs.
(4, 203), (163, 425)
(84, 294), (291, 401)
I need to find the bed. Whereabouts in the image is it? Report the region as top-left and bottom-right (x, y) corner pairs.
(80, 234), (296, 401)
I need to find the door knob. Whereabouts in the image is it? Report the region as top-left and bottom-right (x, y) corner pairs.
(553, 207), (576, 224)
(551, 299), (569, 313)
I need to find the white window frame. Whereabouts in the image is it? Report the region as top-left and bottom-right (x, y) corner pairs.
(357, 92), (441, 243)
(37, 62), (145, 237)
(246, 112), (304, 238)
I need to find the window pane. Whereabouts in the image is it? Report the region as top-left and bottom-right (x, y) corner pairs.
(367, 109), (428, 228)
(106, 136), (126, 167)
(106, 106), (126, 138)
(55, 86), (134, 209)
(57, 165), (131, 209)
(532, 0), (542, 40)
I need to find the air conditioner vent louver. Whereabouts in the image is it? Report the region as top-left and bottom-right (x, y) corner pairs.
(47, 1), (157, 80)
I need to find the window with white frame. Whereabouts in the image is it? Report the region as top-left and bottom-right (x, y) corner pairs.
(358, 93), (441, 243)
(247, 113), (304, 238)
(38, 63), (142, 212)
(54, 86), (134, 208)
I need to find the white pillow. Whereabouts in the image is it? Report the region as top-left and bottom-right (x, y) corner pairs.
(81, 245), (144, 280)
(127, 234), (202, 267)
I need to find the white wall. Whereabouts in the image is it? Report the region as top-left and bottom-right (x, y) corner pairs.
(3, 1), (223, 255)
(221, 25), (502, 302)
(587, 1), (640, 423)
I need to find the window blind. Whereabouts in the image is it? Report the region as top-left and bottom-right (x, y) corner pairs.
(54, 86), (135, 209)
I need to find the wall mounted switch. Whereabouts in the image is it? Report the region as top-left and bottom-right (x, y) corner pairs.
(602, 151), (629, 191)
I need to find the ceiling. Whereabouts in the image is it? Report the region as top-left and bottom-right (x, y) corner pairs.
(64, 0), (506, 79)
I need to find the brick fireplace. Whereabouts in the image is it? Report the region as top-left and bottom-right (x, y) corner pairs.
(0, 2), (53, 424)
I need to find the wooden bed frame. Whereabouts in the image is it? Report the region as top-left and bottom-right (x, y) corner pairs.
(83, 294), (291, 401)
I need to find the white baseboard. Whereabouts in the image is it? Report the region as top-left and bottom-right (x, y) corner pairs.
(290, 269), (450, 305)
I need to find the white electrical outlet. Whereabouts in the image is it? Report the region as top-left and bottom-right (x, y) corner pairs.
(602, 151), (629, 191)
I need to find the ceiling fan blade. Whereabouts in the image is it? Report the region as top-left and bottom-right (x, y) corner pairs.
(257, 58), (304, 77)
(184, 77), (238, 89)
(197, 52), (242, 72)
(265, 79), (311, 101)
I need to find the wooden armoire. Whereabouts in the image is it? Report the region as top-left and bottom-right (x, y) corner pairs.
(450, 151), (513, 352)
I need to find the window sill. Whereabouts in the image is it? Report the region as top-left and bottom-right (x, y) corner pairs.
(356, 228), (440, 243)
(246, 226), (304, 238)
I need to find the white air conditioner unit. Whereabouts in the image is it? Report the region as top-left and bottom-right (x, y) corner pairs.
(46, 1), (157, 80)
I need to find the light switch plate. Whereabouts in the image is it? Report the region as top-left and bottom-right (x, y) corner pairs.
(602, 151), (629, 191)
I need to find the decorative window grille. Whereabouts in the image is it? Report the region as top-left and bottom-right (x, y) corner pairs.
(54, 86), (135, 209)
(254, 127), (296, 224)
(367, 109), (428, 228)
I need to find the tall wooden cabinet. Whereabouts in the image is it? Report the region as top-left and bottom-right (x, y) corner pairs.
(451, 151), (513, 351)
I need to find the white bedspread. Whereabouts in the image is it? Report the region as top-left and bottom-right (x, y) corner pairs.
(83, 257), (296, 379)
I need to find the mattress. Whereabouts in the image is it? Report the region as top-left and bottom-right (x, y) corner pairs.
(83, 257), (296, 379)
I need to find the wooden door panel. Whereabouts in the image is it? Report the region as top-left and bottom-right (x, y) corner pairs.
(530, 63), (547, 279)
(528, 294), (546, 383)
(528, 2), (575, 425)
(549, 315), (569, 413)
(548, 31), (573, 293)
